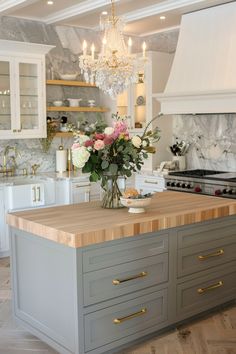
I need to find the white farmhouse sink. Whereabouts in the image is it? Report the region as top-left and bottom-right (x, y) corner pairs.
(5, 176), (55, 211)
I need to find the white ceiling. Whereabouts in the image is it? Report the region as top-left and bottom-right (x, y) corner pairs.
(0, 0), (233, 36)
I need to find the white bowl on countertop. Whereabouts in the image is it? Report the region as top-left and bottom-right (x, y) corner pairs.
(120, 196), (152, 213)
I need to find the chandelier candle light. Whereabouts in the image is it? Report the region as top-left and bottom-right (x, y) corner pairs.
(79, 0), (147, 98)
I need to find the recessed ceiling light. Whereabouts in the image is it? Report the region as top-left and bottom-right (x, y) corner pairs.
(47, 0), (54, 5)
(102, 11), (108, 15)
(160, 16), (166, 20)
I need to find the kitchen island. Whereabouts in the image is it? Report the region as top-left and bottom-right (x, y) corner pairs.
(7, 191), (236, 354)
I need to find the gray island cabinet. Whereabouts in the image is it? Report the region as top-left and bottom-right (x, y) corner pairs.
(7, 191), (236, 354)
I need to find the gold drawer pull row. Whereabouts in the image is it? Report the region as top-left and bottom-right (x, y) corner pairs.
(198, 280), (223, 294)
(113, 308), (147, 324)
(112, 271), (147, 285)
(198, 249), (224, 260)
(144, 180), (158, 184)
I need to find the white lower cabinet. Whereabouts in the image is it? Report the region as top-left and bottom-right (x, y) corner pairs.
(0, 187), (9, 257)
(135, 174), (165, 194)
(71, 182), (90, 204)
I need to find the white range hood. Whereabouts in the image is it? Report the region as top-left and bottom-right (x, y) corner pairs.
(154, 2), (236, 114)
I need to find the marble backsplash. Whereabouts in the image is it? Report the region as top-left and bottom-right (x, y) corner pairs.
(173, 114), (236, 172)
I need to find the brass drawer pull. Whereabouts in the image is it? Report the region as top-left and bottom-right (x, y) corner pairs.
(144, 180), (158, 184)
(198, 249), (224, 260)
(198, 280), (223, 294)
(113, 308), (147, 324)
(112, 271), (147, 285)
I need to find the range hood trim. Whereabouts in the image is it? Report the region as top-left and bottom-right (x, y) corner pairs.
(154, 91), (236, 114)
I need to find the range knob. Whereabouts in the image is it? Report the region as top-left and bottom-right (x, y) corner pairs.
(182, 183), (186, 189)
(215, 189), (222, 196)
(176, 182), (181, 188)
(228, 189), (233, 195)
(171, 182), (176, 187)
(222, 189), (228, 194)
(187, 184), (192, 189)
(194, 186), (202, 193)
(166, 181), (171, 187)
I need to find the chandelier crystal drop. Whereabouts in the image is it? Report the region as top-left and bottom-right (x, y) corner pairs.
(79, 0), (146, 98)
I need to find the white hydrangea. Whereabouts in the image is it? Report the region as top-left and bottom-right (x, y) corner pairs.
(72, 146), (90, 169)
(104, 127), (114, 135)
(75, 134), (90, 145)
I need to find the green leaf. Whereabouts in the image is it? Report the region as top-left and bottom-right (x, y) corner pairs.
(90, 171), (100, 182)
(125, 170), (132, 177)
(109, 163), (118, 175)
(82, 161), (92, 173)
(101, 160), (109, 169)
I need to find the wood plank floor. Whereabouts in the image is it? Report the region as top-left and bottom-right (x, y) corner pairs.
(0, 257), (235, 354)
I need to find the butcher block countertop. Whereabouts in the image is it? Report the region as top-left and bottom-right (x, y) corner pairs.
(7, 191), (236, 248)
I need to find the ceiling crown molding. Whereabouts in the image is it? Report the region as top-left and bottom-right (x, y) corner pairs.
(0, 0), (37, 13)
(43, 0), (120, 24)
(123, 0), (208, 23)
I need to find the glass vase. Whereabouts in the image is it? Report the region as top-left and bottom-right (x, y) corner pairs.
(101, 174), (125, 209)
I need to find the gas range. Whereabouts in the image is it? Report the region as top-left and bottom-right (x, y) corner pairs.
(165, 169), (236, 198)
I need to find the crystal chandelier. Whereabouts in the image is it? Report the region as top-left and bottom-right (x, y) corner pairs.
(79, 0), (146, 98)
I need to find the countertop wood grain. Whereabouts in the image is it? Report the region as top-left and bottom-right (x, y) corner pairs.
(6, 191), (236, 248)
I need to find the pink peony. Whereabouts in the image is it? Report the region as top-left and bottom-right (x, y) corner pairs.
(94, 133), (105, 140)
(84, 139), (94, 147)
(104, 136), (114, 145)
(94, 139), (105, 151)
(71, 143), (80, 150)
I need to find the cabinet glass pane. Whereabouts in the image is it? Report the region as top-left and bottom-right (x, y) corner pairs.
(19, 63), (39, 130)
(133, 73), (146, 129)
(0, 61), (11, 130)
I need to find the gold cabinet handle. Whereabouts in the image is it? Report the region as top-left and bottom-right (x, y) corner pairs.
(198, 280), (223, 294)
(113, 308), (147, 324)
(144, 180), (158, 184)
(198, 249), (224, 260)
(13, 129), (17, 133)
(32, 186), (36, 202)
(112, 271), (147, 285)
(37, 186), (41, 202)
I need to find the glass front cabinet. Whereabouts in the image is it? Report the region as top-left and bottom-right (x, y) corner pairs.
(111, 52), (174, 132)
(0, 40), (53, 139)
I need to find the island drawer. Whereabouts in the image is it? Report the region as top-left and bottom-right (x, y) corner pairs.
(82, 232), (168, 273)
(177, 234), (236, 277)
(84, 288), (168, 352)
(177, 217), (236, 249)
(177, 264), (236, 319)
(83, 253), (168, 306)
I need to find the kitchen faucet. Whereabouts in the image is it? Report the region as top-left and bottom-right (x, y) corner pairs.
(1, 145), (21, 176)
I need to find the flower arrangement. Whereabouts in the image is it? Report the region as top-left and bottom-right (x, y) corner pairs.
(72, 113), (161, 208)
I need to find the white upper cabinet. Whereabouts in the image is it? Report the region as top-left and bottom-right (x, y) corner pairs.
(0, 40), (54, 139)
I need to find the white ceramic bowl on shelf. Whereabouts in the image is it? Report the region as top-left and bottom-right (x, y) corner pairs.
(52, 100), (63, 107)
(59, 73), (78, 80)
(120, 197), (152, 213)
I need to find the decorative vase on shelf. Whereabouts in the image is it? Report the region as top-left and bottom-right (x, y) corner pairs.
(101, 174), (125, 209)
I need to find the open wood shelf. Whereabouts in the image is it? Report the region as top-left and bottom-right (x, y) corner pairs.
(46, 80), (96, 87)
(47, 106), (108, 112)
(54, 132), (73, 138)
